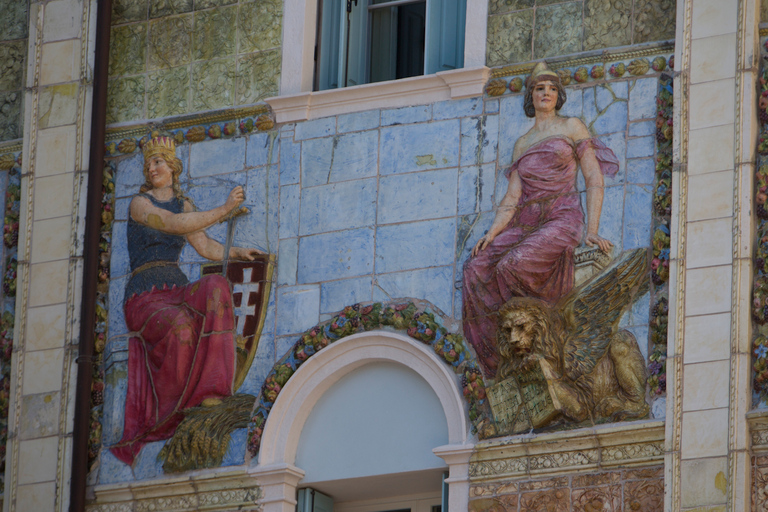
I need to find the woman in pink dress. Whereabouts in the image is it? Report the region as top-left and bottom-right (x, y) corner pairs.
(463, 62), (619, 379)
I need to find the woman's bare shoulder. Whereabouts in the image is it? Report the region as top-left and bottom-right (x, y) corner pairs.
(563, 116), (590, 140)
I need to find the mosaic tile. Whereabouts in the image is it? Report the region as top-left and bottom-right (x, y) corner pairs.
(106, 76), (145, 123)
(191, 58), (235, 111)
(0, 40), (26, 92)
(193, 6), (236, 61)
(533, 2), (582, 59)
(633, 0), (675, 44)
(377, 169), (458, 224)
(381, 105), (431, 126)
(375, 218), (456, 273)
(0, 0), (28, 41)
(236, 49), (280, 105)
(372, 266), (454, 315)
(519, 489), (569, 512)
(488, 0), (532, 16)
(149, 0), (193, 19)
(320, 277), (372, 314)
(572, 485), (621, 512)
(583, 0), (631, 51)
(0, 90), (21, 141)
(148, 14), (192, 70)
(299, 178), (377, 235)
(112, 0), (148, 24)
(623, 479), (664, 510)
(108, 23), (147, 77)
(238, 0), (283, 53)
(147, 65), (190, 118)
(297, 227), (375, 282)
(196, 0), (237, 9)
(486, 10), (533, 68)
(379, 119), (460, 175)
(469, 495), (518, 512)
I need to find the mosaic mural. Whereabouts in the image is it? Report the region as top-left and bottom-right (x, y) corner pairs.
(88, 43), (673, 485)
(0, 1), (29, 142)
(486, 0), (675, 68)
(107, 0), (282, 125)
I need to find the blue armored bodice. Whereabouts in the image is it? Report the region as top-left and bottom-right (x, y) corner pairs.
(124, 193), (189, 300)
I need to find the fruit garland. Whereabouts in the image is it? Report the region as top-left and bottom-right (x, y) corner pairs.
(247, 302), (491, 457)
(647, 75), (673, 398)
(753, 40), (768, 404)
(87, 163), (115, 468)
(485, 55), (673, 97)
(0, 154), (20, 494)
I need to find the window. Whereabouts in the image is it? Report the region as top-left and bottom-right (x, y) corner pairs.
(314, 0), (466, 90)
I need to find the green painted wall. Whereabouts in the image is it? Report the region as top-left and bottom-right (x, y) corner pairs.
(486, 0), (676, 68)
(0, 0), (29, 142)
(107, 0), (282, 125)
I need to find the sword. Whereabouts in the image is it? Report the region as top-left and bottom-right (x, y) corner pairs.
(221, 206), (249, 277)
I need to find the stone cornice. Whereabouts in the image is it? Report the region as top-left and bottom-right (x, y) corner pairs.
(85, 468), (263, 512)
(265, 66), (491, 124)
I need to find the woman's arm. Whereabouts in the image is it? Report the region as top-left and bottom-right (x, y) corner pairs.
(471, 168), (522, 257)
(129, 186), (245, 236)
(182, 200), (265, 261)
(568, 118), (613, 253)
(186, 230), (264, 261)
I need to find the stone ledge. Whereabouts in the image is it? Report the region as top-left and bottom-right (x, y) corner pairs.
(85, 468), (263, 512)
(266, 67), (491, 124)
(469, 419), (665, 482)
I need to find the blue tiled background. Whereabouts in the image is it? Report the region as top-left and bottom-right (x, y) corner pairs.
(101, 76), (659, 483)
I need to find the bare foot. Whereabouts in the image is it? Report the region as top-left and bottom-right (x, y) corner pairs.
(201, 397), (222, 407)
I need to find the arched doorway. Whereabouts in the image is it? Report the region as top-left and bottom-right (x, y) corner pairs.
(250, 331), (474, 512)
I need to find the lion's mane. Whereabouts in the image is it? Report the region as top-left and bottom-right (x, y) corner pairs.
(495, 297), (562, 381)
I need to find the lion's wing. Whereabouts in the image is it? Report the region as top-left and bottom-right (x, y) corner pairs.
(560, 248), (649, 380)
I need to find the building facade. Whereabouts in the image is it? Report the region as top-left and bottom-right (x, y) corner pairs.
(0, 0), (762, 510)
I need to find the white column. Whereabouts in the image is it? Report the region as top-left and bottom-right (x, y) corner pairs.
(3, 0), (95, 511)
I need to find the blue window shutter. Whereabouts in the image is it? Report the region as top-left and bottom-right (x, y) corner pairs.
(317, 0), (344, 90)
(425, 0), (465, 75)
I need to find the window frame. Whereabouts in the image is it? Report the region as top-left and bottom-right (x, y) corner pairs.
(268, 0), (489, 122)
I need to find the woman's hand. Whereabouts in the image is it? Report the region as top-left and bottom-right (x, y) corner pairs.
(472, 233), (496, 257)
(585, 233), (613, 253)
(231, 247), (265, 261)
(225, 186), (246, 212)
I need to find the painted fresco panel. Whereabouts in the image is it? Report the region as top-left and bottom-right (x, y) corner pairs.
(93, 52), (672, 484)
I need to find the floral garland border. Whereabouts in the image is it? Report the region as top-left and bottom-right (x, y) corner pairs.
(0, 152), (20, 493)
(87, 162), (115, 468)
(485, 53), (674, 98)
(647, 74), (673, 399)
(752, 39), (768, 405)
(246, 302), (491, 457)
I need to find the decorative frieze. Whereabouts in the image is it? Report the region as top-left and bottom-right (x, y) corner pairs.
(86, 469), (263, 512)
(469, 420), (664, 481)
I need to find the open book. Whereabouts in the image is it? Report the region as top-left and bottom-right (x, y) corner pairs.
(487, 360), (560, 435)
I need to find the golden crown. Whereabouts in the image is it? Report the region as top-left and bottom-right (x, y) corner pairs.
(143, 136), (176, 159)
(529, 61), (559, 83)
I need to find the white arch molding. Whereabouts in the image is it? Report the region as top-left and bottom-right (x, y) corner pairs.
(248, 330), (475, 512)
